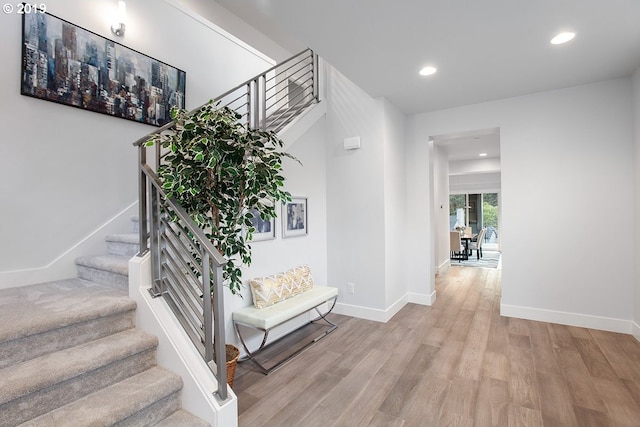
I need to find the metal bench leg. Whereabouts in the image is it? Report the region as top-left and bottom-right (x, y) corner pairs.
(233, 296), (339, 375)
(233, 321), (271, 374)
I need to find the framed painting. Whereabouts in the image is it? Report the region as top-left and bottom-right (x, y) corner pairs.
(282, 197), (307, 238)
(21, 10), (186, 126)
(247, 207), (276, 242)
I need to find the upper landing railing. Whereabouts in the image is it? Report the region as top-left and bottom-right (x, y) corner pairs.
(132, 49), (319, 403)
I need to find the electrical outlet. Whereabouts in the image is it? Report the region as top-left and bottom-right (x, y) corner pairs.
(347, 282), (355, 294)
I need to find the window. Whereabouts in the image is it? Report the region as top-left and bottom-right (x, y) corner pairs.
(449, 193), (499, 245)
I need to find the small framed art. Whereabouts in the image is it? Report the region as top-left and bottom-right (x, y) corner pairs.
(247, 208), (276, 242)
(282, 197), (308, 238)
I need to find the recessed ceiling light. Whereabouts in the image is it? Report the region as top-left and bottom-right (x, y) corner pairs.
(550, 32), (575, 45)
(479, 153), (488, 157)
(419, 66), (437, 76)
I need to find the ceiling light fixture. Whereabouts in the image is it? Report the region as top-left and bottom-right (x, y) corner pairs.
(550, 32), (575, 45)
(419, 66), (437, 76)
(479, 153), (488, 157)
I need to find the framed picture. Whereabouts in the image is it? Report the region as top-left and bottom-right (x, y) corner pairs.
(246, 207), (276, 242)
(282, 197), (308, 238)
(21, 10), (186, 126)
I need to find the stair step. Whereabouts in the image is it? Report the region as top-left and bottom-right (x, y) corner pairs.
(18, 366), (183, 427)
(0, 278), (135, 368)
(154, 409), (211, 427)
(76, 255), (130, 291)
(106, 233), (140, 257)
(0, 329), (158, 426)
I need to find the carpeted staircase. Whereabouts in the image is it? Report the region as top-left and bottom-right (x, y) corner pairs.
(0, 219), (210, 426)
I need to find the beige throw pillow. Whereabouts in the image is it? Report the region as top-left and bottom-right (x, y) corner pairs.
(249, 265), (314, 309)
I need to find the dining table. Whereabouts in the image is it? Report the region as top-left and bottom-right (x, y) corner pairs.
(460, 232), (476, 257)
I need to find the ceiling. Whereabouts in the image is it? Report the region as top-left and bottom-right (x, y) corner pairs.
(212, 0), (640, 161)
(433, 128), (500, 162)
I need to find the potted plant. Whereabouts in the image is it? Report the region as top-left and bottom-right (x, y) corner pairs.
(147, 100), (299, 385)
(145, 100), (298, 295)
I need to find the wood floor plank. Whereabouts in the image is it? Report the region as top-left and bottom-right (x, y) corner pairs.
(456, 309), (491, 380)
(331, 367), (399, 427)
(507, 317), (531, 337)
(482, 350), (510, 382)
(402, 375), (451, 426)
(527, 320), (561, 375)
(507, 404), (543, 427)
(553, 346), (603, 411)
(426, 338), (465, 380)
(365, 411), (405, 427)
(474, 377), (509, 427)
(623, 378), (640, 407)
(237, 360), (337, 426)
(437, 376), (480, 425)
(536, 370), (579, 426)
(378, 344), (440, 417)
(261, 371), (342, 426)
(297, 348), (391, 427)
(486, 310), (510, 354)
(423, 325), (448, 347)
(590, 329), (640, 382)
(234, 264), (640, 427)
(572, 405), (613, 427)
(449, 308), (475, 342)
(508, 334), (540, 410)
(593, 377), (640, 427)
(572, 336), (619, 381)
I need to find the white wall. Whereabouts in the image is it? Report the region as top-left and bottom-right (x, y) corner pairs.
(449, 157), (501, 175)
(405, 125), (435, 304)
(449, 172), (501, 194)
(633, 67), (640, 339)
(0, 0), (275, 287)
(382, 99), (408, 312)
(325, 66), (387, 315)
(408, 78), (635, 332)
(433, 143), (451, 272)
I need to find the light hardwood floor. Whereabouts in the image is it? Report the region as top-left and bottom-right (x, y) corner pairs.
(233, 266), (640, 426)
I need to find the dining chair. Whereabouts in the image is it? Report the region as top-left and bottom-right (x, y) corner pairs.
(468, 228), (486, 260)
(450, 231), (465, 262)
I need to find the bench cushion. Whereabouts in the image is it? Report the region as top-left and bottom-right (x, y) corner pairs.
(233, 286), (338, 330)
(249, 265), (314, 309)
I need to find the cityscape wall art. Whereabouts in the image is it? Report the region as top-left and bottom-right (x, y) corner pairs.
(21, 11), (186, 126)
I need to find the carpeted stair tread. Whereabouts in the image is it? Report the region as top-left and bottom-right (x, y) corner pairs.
(106, 233), (141, 257)
(18, 366), (183, 427)
(0, 328), (158, 406)
(75, 254), (130, 275)
(153, 409), (211, 427)
(0, 278), (133, 344)
(105, 233), (139, 244)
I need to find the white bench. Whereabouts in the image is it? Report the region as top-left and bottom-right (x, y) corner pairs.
(232, 267), (338, 374)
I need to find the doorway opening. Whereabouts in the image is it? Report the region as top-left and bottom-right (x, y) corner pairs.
(449, 192), (499, 251)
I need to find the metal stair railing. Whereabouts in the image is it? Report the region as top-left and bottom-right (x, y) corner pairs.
(132, 49), (319, 403)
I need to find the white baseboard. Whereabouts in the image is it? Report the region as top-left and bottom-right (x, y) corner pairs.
(408, 291), (436, 306)
(501, 303), (633, 334)
(334, 291), (438, 323)
(335, 295), (407, 323)
(435, 259), (450, 275)
(632, 320), (640, 342)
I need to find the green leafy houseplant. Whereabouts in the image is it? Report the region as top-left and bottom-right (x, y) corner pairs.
(146, 100), (298, 295)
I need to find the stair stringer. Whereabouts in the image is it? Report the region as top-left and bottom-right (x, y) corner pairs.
(128, 254), (238, 427)
(277, 100), (327, 151)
